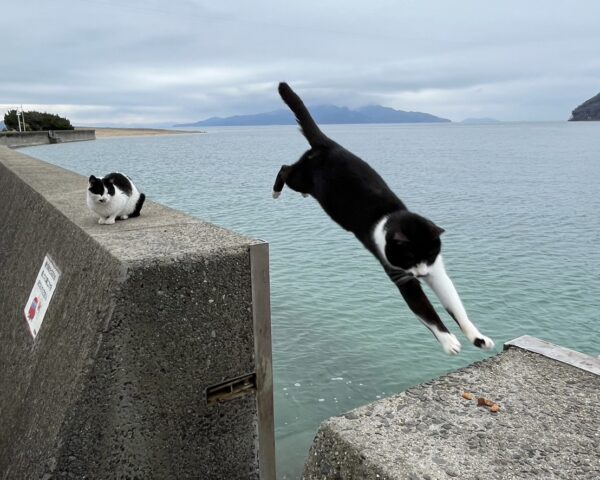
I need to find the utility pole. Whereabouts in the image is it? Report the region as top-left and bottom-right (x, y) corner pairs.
(16, 108), (22, 132)
(21, 105), (26, 131)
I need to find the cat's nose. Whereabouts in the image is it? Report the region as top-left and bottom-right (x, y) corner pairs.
(416, 265), (428, 276)
(99, 198), (106, 203)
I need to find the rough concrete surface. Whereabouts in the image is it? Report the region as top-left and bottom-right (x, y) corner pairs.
(0, 146), (275, 479)
(303, 346), (600, 480)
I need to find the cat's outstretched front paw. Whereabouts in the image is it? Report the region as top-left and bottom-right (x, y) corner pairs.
(439, 332), (461, 355)
(98, 217), (106, 224)
(104, 217), (116, 225)
(474, 335), (495, 350)
(272, 191), (281, 199)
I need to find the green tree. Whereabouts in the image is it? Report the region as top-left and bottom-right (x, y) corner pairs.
(3, 110), (74, 131)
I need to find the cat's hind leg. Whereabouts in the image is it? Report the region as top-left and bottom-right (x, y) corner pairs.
(386, 268), (461, 355)
(423, 256), (495, 350)
(272, 165), (290, 199)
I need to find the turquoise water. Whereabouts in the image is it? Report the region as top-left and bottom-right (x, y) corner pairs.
(23, 122), (600, 478)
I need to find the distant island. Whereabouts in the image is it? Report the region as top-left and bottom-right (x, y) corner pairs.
(175, 104), (450, 127)
(460, 117), (500, 124)
(570, 92), (600, 121)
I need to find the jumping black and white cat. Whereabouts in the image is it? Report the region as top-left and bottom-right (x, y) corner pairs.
(273, 82), (494, 355)
(86, 173), (145, 225)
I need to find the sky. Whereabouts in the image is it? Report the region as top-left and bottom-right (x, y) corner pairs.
(1, 0), (599, 126)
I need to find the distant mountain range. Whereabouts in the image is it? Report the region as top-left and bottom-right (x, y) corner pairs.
(570, 92), (600, 121)
(175, 104), (450, 127)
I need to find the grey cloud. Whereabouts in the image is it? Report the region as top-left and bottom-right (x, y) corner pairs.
(2, 0), (599, 124)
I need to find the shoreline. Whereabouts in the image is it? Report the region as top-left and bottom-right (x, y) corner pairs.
(76, 127), (205, 139)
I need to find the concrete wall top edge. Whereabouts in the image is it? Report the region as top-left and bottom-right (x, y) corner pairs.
(0, 129), (94, 136)
(0, 146), (260, 264)
(504, 335), (600, 375)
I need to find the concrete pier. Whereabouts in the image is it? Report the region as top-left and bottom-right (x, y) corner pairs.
(303, 336), (600, 479)
(0, 146), (275, 479)
(0, 129), (95, 148)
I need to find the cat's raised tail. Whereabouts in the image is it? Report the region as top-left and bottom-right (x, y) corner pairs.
(278, 82), (332, 148)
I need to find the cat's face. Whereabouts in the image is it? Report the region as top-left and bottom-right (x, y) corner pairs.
(87, 175), (114, 204)
(384, 211), (444, 274)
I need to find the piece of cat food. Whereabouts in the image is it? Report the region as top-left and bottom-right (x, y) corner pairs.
(475, 396), (501, 412)
(462, 392), (473, 400)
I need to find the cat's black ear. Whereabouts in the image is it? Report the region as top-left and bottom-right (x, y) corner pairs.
(392, 231), (409, 243)
(431, 223), (445, 237)
(89, 175), (97, 182)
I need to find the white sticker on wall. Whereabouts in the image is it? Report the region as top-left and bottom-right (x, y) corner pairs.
(23, 255), (61, 338)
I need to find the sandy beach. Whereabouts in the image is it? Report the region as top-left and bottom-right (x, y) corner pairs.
(78, 127), (204, 138)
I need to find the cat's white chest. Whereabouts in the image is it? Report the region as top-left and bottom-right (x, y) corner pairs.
(372, 215), (390, 266)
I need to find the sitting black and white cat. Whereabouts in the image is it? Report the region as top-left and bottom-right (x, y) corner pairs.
(86, 173), (145, 225)
(273, 82), (494, 355)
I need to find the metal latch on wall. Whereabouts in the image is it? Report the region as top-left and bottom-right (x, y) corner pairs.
(206, 372), (257, 407)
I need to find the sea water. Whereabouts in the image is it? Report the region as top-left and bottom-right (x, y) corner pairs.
(23, 122), (600, 478)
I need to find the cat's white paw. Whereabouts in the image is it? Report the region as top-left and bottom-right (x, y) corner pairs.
(104, 217), (116, 225)
(439, 332), (461, 355)
(98, 217), (106, 224)
(272, 191), (281, 199)
(119, 215), (129, 220)
(474, 335), (495, 350)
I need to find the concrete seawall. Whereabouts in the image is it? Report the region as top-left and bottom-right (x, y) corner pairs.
(303, 336), (600, 479)
(0, 129), (95, 148)
(0, 146), (275, 479)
